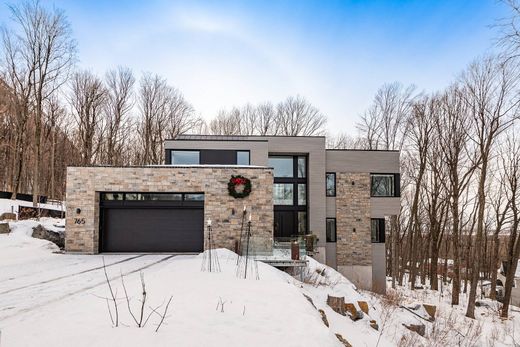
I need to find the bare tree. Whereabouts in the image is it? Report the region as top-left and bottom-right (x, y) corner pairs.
(2, 0), (76, 205)
(357, 82), (417, 151)
(136, 73), (197, 164)
(276, 95), (327, 136)
(463, 56), (520, 319)
(500, 127), (520, 318)
(101, 66), (135, 165)
(69, 70), (107, 166)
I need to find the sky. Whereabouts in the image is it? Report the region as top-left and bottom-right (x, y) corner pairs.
(0, 0), (511, 136)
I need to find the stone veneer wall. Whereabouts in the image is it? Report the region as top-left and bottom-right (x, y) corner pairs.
(336, 173), (372, 267)
(65, 166), (273, 254)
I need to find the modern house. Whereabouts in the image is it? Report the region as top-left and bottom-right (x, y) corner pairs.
(65, 135), (400, 293)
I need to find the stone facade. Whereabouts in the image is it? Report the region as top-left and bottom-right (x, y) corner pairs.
(65, 166), (273, 254)
(336, 172), (372, 267)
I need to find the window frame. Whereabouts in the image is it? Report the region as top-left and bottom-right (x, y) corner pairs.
(326, 217), (337, 243)
(326, 172), (336, 197)
(370, 173), (400, 197)
(171, 150), (200, 165)
(371, 218), (386, 243)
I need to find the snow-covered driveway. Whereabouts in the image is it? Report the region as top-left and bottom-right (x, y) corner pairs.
(0, 253), (177, 321)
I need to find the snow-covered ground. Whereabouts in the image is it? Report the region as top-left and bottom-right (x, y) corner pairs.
(2, 218), (520, 346)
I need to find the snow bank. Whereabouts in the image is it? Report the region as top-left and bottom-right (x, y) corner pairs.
(0, 218), (63, 266)
(1, 248), (342, 347)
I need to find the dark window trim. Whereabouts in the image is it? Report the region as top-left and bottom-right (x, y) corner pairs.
(100, 192), (204, 208)
(326, 172), (336, 197)
(371, 218), (385, 243)
(326, 217), (337, 243)
(370, 173), (400, 198)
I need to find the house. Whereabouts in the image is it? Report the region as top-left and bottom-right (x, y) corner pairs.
(65, 135), (400, 293)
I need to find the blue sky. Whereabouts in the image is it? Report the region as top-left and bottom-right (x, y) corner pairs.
(0, 0), (510, 135)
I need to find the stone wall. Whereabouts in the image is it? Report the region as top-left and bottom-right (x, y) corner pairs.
(336, 172), (372, 267)
(65, 166), (273, 254)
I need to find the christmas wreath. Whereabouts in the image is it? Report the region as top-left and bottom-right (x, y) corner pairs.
(228, 175), (252, 199)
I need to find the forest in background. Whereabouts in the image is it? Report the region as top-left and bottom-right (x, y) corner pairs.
(3, 0), (520, 321)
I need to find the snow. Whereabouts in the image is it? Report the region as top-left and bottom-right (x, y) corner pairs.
(3, 218), (520, 346)
(0, 198), (65, 216)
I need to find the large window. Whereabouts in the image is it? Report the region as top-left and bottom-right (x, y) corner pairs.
(269, 156), (294, 177)
(270, 155), (308, 238)
(371, 174), (398, 197)
(172, 150), (200, 165)
(371, 218), (385, 243)
(273, 184), (294, 205)
(326, 218), (336, 242)
(326, 173), (336, 197)
(236, 151), (250, 165)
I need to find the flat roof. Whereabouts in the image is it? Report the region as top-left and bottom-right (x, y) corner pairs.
(169, 134), (326, 141)
(68, 164), (273, 169)
(326, 148), (400, 153)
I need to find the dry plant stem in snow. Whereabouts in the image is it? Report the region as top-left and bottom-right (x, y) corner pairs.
(121, 271), (148, 327)
(155, 296), (173, 333)
(102, 257), (119, 327)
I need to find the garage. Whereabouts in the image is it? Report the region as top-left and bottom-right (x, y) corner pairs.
(99, 192), (204, 253)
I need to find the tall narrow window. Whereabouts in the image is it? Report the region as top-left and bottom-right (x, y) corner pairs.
(298, 184), (306, 205)
(326, 218), (336, 242)
(326, 173), (336, 197)
(371, 218), (385, 243)
(297, 156), (306, 178)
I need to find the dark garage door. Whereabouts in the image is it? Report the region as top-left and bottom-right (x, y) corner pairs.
(100, 192), (204, 253)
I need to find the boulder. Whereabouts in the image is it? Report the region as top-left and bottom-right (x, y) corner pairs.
(335, 333), (353, 347)
(345, 302), (364, 321)
(32, 224), (64, 248)
(0, 223), (10, 234)
(370, 319), (379, 331)
(422, 304), (436, 321)
(327, 295), (346, 315)
(318, 309), (329, 327)
(357, 300), (369, 314)
(403, 323), (426, 337)
(0, 212), (16, 221)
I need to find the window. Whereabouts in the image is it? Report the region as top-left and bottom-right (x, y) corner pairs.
(326, 218), (336, 242)
(172, 150), (200, 165)
(326, 173), (336, 197)
(269, 156), (294, 177)
(371, 218), (385, 243)
(298, 211), (307, 234)
(184, 193), (204, 201)
(236, 151), (250, 165)
(297, 156), (306, 178)
(298, 184), (306, 205)
(273, 184), (294, 205)
(101, 193), (123, 201)
(371, 174), (395, 197)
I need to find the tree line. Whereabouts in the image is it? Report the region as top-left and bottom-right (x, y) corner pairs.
(0, 1), (327, 202)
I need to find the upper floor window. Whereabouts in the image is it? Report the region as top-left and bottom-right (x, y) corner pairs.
(326, 173), (336, 197)
(172, 150), (200, 165)
(236, 151), (250, 165)
(269, 156), (293, 177)
(297, 156), (306, 178)
(371, 174), (399, 197)
(371, 218), (385, 243)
